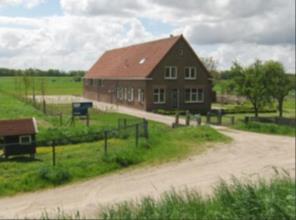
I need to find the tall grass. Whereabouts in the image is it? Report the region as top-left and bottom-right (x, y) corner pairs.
(100, 175), (295, 220)
(233, 121), (295, 137)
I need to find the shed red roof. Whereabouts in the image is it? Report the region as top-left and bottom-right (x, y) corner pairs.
(85, 35), (182, 79)
(0, 118), (38, 136)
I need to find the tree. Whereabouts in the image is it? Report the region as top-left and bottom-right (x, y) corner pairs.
(264, 61), (293, 117)
(200, 57), (220, 80)
(233, 60), (270, 117)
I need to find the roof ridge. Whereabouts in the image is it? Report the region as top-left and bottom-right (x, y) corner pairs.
(106, 35), (182, 52)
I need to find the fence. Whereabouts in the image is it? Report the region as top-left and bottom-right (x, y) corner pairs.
(0, 118), (149, 166)
(244, 116), (295, 127)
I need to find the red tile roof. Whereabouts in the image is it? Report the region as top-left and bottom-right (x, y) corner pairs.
(0, 118), (38, 136)
(85, 35), (182, 79)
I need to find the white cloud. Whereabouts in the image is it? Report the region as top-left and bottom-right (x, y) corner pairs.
(0, 0), (294, 72)
(0, 0), (45, 9)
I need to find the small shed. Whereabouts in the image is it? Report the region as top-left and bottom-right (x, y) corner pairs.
(0, 118), (38, 159)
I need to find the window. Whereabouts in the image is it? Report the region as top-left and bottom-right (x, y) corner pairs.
(178, 48), (184, 56)
(137, 89), (144, 103)
(164, 66), (177, 79)
(19, 135), (32, 145)
(153, 88), (166, 104)
(117, 87), (124, 100)
(185, 88), (204, 103)
(124, 88), (128, 101)
(127, 88), (134, 102)
(96, 79), (103, 87)
(185, 67), (197, 79)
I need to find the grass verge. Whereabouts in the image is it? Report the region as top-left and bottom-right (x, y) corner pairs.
(233, 121), (295, 137)
(100, 174), (295, 220)
(0, 126), (229, 197)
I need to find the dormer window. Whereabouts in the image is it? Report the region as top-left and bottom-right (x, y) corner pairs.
(164, 66), (177, 79)
(185, 67), (197, 80)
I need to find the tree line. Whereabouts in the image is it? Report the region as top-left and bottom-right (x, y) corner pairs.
(0, 67), (85, 77)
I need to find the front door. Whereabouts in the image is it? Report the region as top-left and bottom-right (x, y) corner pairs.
(171, 89), (179, 109)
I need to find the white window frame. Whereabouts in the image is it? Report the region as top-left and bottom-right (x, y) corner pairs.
(185, 88), (204, 103)
(117, 87), (123, 100)
(164, 66), (177, 80)
(184, 66), (197, 80)
(127, 88), (134, 102)
(124, 88), (128, 101)
(19, 135), (32, 145)
(137, 88), (144, 103)
(153, 88), (166, 104)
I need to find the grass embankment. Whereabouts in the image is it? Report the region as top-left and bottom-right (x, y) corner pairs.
(233, 121), (295, 137)
(0, 76), (82, 95)
(101, 175), (295, 220)
(0, 92), (229, 197)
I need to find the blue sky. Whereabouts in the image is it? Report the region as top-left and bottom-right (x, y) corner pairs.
(0, 0), (294, 72)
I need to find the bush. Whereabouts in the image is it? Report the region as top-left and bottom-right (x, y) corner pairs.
(38, 166), (71, 185)
(103, 148), (143, 167)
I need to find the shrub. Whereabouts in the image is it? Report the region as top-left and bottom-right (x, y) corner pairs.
(38, 166), (71, 185)
(103, 148), (143, 168)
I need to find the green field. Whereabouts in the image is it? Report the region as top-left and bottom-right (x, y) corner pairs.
(0, 92), (229, 197)
(100, 175), (295, 220)
(0, 76), (82, 95)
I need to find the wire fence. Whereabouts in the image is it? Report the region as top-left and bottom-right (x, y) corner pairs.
(0, 118), (149, 166)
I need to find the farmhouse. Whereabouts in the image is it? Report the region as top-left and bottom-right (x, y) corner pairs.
(84, 35), (213, 113)
(0, 118), (38, 159)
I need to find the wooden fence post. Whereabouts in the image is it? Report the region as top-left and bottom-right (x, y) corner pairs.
(206, 113), (210, 124)
(104, 130), (108, 156)
(231, 116), (235, 125)
(218, 115), (222, 125)
(175, 112), (179, 126)
(135, 124), (139, 147)
(186, 111), (190, 126)
(244, 116), (249, 124)
(59, 113), (63, 126)
(52, 141), (56, 166)
(43, 99), (47, 114)
(86, 113), (90, 127)
(143, 118), (149, 139)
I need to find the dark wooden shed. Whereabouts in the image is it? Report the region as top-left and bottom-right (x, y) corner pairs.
(0, 118), (38, 159)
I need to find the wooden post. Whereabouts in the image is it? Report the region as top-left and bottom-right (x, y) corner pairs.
(104, 130), (108, 156)
(118, 119), (121, 129)
(231, 116), (235, 125)
(186, 111), (190, 126)
(43, 99), (47, 114)
(86, 113), (90, 127)
(218, 115), (222, 125)
(206, 113), (210, 124)
(52, 141), (56, 166)
(59, 113), (63, 126)
(135, 124), (139, 147)
(196, 115), (201, 126)
(143, 119), (149, 139)
(244, 116), (249, 124)
(175, 112), (179, 125)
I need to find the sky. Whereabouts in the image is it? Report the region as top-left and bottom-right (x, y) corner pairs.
(0, 0), (295, 72)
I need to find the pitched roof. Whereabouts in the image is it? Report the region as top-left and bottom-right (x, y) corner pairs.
(85, 35), (182, 79)
(0, 118), (38, 136)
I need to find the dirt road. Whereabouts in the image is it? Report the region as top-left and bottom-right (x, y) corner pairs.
(0, 126), (294, 219)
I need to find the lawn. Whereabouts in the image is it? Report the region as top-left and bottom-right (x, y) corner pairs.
(0, 76), (82, 95)
(100, 174), (295, 220)
(0, 92), (229, 197)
